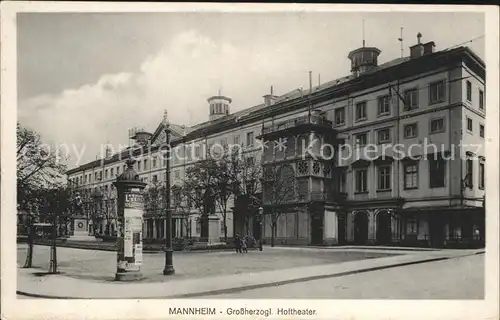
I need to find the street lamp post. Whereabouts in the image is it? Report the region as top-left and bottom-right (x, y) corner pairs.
(163, 110), (175, 275)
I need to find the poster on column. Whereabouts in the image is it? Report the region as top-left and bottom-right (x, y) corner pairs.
(124, 209), (142, 258)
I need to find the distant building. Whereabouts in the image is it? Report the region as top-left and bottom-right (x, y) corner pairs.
(67, 33), (485, 248)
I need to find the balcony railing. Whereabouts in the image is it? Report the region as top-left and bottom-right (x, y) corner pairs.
(262, 114), (333, 135)
(262, 191), (347, 205)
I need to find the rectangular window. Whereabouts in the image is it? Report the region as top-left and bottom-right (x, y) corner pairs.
(429, 156), (446, 188)
(152, 157), (157, 168)
(355, 133), (367, 147)
(404, 123), (418, 139)
(355, 169), (368, 193)
(105, 169), (108, 179)
(195, 144), (201, 158)
(123, 164), (126, 172)
(429, 80), (445, 104)
(479, 90), (484, 110)
(466, 80), (472, 101)
(430, 118), (445, 134)
(404, 163), (419, 189)
(377, 95), (390, 115)
(137, 161), (142, 171)
(144, 159), (148, 170)
(479, 162), (485, 189)
(404, 89), (418, 110)
(334, 107), (345, 126)
(480, 124), (485, 138)
(339, 170), (347, 193)
(355, 102), (367, 121)
(110, 168), (114, 177)
(152, 175), (158, 183)
(246, 132), (254, 147)
(377, 166), (391, 190)
(377, 128), (391, 144)
(233, 135), (240, 145)
(467, 117), (473, 132)
(116, 167), (120, 175)
(95, 172), (99, 181)
(407, 217), (418, 234)
(466, 159), (473, 188)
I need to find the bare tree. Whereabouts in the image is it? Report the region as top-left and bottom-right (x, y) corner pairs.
(222, 149), (262, 238)
(102, 187), (117, 236)
(171, 185), (195, 239)
(262, 164), (296, 247)
(17, 122), (67, 211)
(143, 180), (165, 239)
(183, 159), (218, 240)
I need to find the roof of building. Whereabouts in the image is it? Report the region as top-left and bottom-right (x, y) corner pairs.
(67, 46), (484, 176)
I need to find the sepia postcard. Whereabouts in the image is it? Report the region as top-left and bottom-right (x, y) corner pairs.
(1, 2), (499, 320)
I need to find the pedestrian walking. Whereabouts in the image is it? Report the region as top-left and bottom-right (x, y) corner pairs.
(242, 236), (248, 253)
(258, 238), (263, 251)
(234, 234), (242, 253)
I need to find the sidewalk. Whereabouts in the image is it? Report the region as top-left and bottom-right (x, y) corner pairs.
(17, 249), (483, 299)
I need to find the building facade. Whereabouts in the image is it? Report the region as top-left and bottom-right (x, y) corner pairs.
(67, 34), (485, 248)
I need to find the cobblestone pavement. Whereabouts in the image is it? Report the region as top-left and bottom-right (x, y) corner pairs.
(16, 244), (395, 283)
(202, 253), (484, 299)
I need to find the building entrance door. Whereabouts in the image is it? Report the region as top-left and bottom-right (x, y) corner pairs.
(310, 213), (324, 245)
(429, 214), (445, 248)
(376, 210), (392, 245)
(354, 211), (369, 245)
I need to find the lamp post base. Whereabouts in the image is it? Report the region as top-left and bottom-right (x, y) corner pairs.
(163, 248), (175, 275)
(115, 271), (143, 281)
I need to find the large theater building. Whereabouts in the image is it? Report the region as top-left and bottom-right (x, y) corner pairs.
(67, 34), (485, 248)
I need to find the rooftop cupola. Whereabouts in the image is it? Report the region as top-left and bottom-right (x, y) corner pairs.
(348, 46), (381, 76)
(208, 94), (232, 121)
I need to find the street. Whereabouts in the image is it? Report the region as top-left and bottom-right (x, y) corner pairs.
(202, 253), (484, 299)
(16, 244), (394, 282)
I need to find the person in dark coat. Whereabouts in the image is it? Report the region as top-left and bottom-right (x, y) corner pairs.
(234, 234), (242, 253)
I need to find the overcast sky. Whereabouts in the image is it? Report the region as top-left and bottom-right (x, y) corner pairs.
(17, 11), (485, 168)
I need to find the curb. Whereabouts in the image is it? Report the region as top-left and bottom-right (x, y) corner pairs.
(18, 242), (259, 254)
(17, 254), (472, 299)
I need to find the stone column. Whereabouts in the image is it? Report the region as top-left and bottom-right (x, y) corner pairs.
(153, 219), (157, 239)
(346, 211), (354, 242)
(323, 209), (338, 245)
(114, 159), (147, 281)
(367, 210), (376, 244)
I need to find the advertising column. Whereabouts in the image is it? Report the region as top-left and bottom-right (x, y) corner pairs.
(114, 159), (146, 281)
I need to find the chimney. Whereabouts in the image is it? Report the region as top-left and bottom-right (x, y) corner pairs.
(410, 32), (424, 59)
(263, 86), (278, 107)
(423, 41), (435, 55)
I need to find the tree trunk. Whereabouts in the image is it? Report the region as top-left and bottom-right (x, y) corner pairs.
(23, 217), (33, 268)
(49, 214), (58, 274)
(271, 223), (276, 247)
(222, 211), (228, 241)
